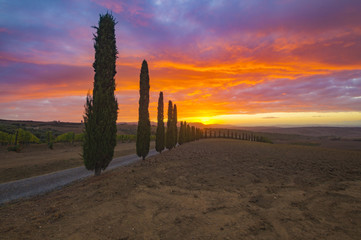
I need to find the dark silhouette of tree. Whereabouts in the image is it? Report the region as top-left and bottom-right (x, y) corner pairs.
(46, 130), (53, 149)
(155, 91), (165, 153)
(178, 121), (184, 145)
(83, 13), (118, 176)
(166, 100), (174, 149)
(136, 60), (151, 160)
(186, 123), (191, 142)
(173, 104), (178, 147)
(191, 126), (196, 141)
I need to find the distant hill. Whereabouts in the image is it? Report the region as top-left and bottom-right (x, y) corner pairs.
(188, 122), (361, 138)
(1, 119), (360, 139)
(248, 127), (361, 138)
(0, 119), (156, 136)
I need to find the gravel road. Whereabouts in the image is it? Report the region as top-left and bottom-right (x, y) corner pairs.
(0, 149), (159, 204)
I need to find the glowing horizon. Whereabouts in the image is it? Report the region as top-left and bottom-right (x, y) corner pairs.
(0, 0), (361, 126)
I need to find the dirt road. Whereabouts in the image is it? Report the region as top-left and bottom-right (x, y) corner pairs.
(0, 149), (158, 204)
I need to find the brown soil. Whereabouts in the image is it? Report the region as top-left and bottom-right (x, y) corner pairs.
(0, 141), (154, 183)
(1, 139), (361, 239)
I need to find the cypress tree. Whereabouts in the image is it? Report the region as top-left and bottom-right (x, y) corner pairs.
(136, 60), (151, 160)
(179, 121), (184, 145)
(166, 100), (173, 149)
(191, 126), (196, 141)
(83, 13), (118, 176)
(155, 91), (165, 153)
(173, 104), (178, 147)
(186, 123), (191, 142)
(184, 122), (188, 142)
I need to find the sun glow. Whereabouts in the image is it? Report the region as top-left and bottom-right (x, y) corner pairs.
(181, 116), (217, 125)
(180, 112), (361, 127)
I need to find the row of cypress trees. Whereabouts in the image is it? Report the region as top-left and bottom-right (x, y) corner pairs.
(179, 122), (203, 144)
(82, 13), (206, 175)
(82, 13), (270, 176)
(81, 13), (206, 176)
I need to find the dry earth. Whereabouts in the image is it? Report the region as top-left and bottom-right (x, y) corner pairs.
(1, 139), (361, 239)
(0, 141), (154, 183)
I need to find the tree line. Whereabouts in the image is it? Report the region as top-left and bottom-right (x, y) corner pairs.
(203, 129), (273, 143)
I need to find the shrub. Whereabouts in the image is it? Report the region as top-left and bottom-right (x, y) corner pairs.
(55, 132), (75, 144)
(7, 145), (21, 152)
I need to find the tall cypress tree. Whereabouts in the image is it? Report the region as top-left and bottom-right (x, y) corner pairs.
(186, 123), (191, 142)
(136, 60), (151, 160)
(191, 126), (196, 141)
(155, 91), (165, 153)
(172, 104), (178, 147)
(179, 121), (184, 145)
(83, 13), (118, 176)
(166, 100), (173, 149)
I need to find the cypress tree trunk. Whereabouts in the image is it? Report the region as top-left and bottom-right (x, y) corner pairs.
(136, 60), (151, 160)
(155, 92), (165, 153)
(166, 101), (173, 149)
(172, 104), (178, 147)
(83, 13), (118, 176)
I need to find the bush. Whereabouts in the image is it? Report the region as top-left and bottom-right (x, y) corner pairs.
(55, 132), (75, 144)
(0, 131), (11, 145)
(7, 145), (22, 152)
(74, 133), (84, 142)
(1, 129), (40, 145)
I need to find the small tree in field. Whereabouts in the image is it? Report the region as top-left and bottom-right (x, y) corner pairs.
(155, 92), (165, 153)
(83, 13), (118, 176)
(136, 60), (151, 160)
(46, 131), (53, 149)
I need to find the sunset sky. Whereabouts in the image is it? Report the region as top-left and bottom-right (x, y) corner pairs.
(1, 0), (361, 126)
